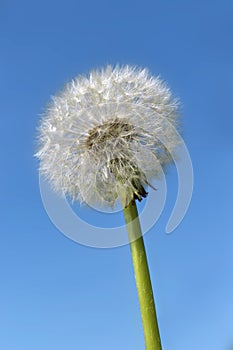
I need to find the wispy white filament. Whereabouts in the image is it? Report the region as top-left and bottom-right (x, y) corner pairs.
(36, 65), (180, 207)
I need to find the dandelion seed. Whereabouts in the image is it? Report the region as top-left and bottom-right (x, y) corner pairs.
(36, 65), (179, 208)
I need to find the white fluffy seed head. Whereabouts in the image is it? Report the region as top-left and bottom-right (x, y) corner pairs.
(36, 65), (180, 208)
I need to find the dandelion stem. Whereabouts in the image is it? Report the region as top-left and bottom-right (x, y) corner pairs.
(123, 200), (162, 350)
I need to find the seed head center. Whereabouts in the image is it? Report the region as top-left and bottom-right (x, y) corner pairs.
(85, 118), (135, 149)
(84, 118), (148, 205)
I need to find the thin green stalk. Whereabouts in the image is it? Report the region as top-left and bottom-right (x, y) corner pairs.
(123, 200), (162, 350)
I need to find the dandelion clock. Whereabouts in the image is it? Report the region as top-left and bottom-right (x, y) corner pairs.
(36, 65), (180, 350)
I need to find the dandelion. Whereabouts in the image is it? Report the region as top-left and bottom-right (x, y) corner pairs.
(36, 65), (180, 350)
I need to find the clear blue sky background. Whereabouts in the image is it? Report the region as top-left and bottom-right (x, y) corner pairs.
(1, 0), (233, 349)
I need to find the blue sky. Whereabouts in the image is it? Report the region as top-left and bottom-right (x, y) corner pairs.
(1, 0), (233, 349)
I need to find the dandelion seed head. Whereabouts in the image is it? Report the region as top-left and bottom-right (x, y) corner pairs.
(36, 65), (180, 207)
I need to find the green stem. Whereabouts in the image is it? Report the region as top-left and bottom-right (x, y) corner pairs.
(123, 200), (162, 350)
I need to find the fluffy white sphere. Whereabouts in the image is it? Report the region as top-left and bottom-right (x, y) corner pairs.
(36, 65), (180, 207)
